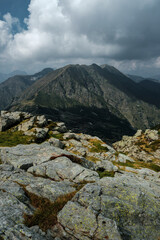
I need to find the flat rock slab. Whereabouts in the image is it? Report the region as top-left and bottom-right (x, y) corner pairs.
(28, 156), (99, 183)
(0, 190), (32, 235)
(57, 174), (160, 240)
(0, 142), (94, 170)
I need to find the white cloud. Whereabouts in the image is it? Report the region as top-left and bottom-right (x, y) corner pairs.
(0, 0), (160, 74)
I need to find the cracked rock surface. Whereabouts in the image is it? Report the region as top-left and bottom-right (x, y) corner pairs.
(0, 111), (160, 240)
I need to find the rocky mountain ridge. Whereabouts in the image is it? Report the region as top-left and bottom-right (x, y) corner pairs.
(1, 63), (160, 142)
(0, 70), (27, 84)
(0, 110), (160, 240)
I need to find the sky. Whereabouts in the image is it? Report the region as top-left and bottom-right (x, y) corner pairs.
(0, 0), (160, 76)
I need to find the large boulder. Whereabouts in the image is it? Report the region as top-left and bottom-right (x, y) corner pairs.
(56, 174), (160, 240)
(0, 142), (95, 171)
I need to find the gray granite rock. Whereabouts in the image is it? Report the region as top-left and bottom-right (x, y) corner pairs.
(28, 156), (99, 183)
(0, 142), (95, 170)
(56, 174), (160, 240)
(0, 111), (22, 131)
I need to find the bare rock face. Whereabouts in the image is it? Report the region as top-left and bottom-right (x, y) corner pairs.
(56, 175), (160, 240)
(113, 129), (160, 163)
(0, 111), (160, 240)
(0, 111), (24, 131)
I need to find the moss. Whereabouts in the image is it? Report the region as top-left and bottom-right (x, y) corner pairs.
(113, 160), (160, 172)
(148, 163), (160, 172)
(46, 122), (57, 130)
(115, 152), (119, 157)
(0, 130), (35, 147)
(72, 180), (95, 191)
(86, 156), (100, 163)
(97, 169), (115, 178)
(50, 133), (64, 141)
(23, 189), (77, 232)
(89, 140), (108, 153)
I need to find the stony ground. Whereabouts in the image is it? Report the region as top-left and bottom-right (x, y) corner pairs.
(0, 111), (160, 240)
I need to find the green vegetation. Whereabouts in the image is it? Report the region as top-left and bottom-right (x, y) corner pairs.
(135, 138), (160, 153)
(48, 131), (64, 141)
(97, 170), (115, 178)
(46, 122), (57, 130)
(149, 140), (160, 151)
(72, 180), (95, 191)
(113, 160), (160, 172)
(0, 130), (35, 147)
(23, 189), (77, 231)
(89, 139), (108, 153)
(86, 156), (100, 163)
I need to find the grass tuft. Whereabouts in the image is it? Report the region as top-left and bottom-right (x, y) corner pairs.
(89, 139), (108, 153)
(97, 169), (115, 178)
(86, 156), (100, 163)
(113, 160), (160, 172)
(0, 130), (35, 147)
(23, 189), (77, 231)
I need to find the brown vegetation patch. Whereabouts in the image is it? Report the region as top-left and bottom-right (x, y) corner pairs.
(23, 188), (77, 231)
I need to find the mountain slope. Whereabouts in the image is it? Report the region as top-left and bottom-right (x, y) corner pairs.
(0, 68), (54, 110)
(8, 64), (160, 142)
(0, 70), (27, 83)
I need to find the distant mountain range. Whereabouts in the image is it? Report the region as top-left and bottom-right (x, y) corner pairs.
(0, 70), (27, 83)
(0, 64), (160, 142)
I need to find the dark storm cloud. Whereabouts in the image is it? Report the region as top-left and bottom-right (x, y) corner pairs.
(0, 0), (160, 74)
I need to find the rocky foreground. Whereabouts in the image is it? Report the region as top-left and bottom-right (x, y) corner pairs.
(0, 111), (160, 240)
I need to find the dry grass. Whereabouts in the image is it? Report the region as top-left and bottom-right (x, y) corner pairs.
(113, 160), (160, 172)
(86, 156), (100, 163)
(23, 189), (77, 231)
(88, 139), (108, 153)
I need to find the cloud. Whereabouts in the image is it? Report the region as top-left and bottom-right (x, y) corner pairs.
(0, 0), (160, 75)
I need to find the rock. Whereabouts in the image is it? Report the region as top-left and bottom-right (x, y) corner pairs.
(117, 153), (135, 163)
(95, 160), (118, 172)
(28, 156), (99, 183)
(18, 116), (36, 132)
(0, 111), (22, 131)
(63, 132), (81, 140)
(134, 129), (142, 138)
(58, 201), (98, 239)
(25, 178), (76, 202)
(54, 122), (67, 133)
(0, 142), (95, 170)
(0, 190), (32, 236)
(48, 137), (64, 149)
(52, 130), (60, 135)
(36, 115), (47, 127)
(56, 175), (160, 240)
(33, 127), (49, 140)
(145, 129), (159, 141)
(113, 128), (160, 162)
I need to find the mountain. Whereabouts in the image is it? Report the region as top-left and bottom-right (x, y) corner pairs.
(151, 74), (160, 81)
(0, 68), (54, 111)
(29, 68), (53, 81)
(6, 63), (160, 142)
(0, 70), (27, 83)
(127, 74), (144, 82)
